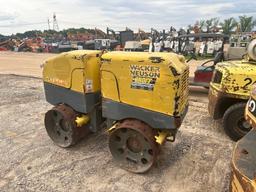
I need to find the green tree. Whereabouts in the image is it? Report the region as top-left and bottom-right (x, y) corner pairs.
(206, 17), (219, 32)
(212, 17), (220, 27)
(220, 17), (238, 35)
(15, 30), (42, 39)
(199, 20), (206, 31)
(238, 15), (256, 32)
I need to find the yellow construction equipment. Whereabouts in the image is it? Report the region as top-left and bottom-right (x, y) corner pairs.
(208, 38), (256, 141)
(230, 84), (256, 192)
(42, 50), (189, 173)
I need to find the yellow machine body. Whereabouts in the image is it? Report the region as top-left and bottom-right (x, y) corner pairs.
(43, 50), (102, 94)
(211, 60), (256, 98)
(42, 50), (189, 134)
(208, 60), (256, 119)
(101, 51), (189, 116)
(43, 50), (103, 132)
(101, 51), (189, 130)
(230, 85), (256, 192)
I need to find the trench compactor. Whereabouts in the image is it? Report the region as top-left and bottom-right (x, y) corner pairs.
(42, 50), (189, 173)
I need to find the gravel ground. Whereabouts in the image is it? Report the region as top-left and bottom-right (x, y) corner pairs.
(0, 74), (234, 192)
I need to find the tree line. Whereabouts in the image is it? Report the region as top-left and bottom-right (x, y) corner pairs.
(191, 15), (256, 35)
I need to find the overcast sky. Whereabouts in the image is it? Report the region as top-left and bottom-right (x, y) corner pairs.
(0, 0), (255, 35)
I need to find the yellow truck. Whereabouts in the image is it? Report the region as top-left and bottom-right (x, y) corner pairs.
(230, 84), (256, 191)
(42, 50), (189, 173)
(208, 39), (256, 141)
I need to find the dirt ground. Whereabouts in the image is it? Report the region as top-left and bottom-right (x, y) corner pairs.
(0, 52), (234, 192)
(0, 51), (54, 78)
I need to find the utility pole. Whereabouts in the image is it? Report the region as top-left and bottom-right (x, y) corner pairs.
(52, 13), (59, 31)
(47, 18), (51, 30)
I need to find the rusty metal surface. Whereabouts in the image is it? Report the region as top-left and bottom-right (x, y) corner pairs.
(45, 104), (90, 147)
(109, 119), (159, 173)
